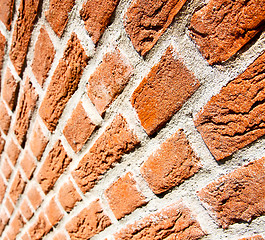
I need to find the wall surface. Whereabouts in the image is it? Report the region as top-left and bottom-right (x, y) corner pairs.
(0, 0), (265, 239)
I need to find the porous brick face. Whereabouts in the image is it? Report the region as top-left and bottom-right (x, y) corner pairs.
(0, 32), (5, 78)
(45, 197), (63, 226)
(53, 232), (67, 240)
(0, 0), (14, 30)
(0, 174), (6, 203)
(20, 199), (33, 221)
(0, 132), (5, 154)
(1, 157), (12, 181)
(9, 170), (25, 204)
(5, 197), (14, 215)
(6, 138), (20, 166)
(131, 45), (200, 136)
(20, 151), (36, 180)
(0, 101), (11, 135)
(27, 186), (42, 210)
(0, 209), (8, 235)
(239, 236), (265, 240)
(7, 213), (25, 240)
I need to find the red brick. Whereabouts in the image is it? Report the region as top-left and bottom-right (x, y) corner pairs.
(45, 0), (75, 37)
(105, 172), (146, 220)
(37, 140), (72, 194)
(0, 209), (9, 235)
(198, 157), (265, 228)
(13, 78), (38, 146)
(66, 199), (111, 239)
(0, 101), (11, 135)
(39, 33), (89, 132)
(32, 27), (55, 86)
(6, 138), (21, 166)
(7, 213), (25, 240)
(53, 232), (67, 240)
(0, 175), (6, 204)
(239, 236), (264, 240)
(0, 32), (5, 79)
(20, 199), (33, 221)
(29, 122), (48, 161)
(63, 101), (96, 152)
(189, 0), (265, 65)
(0, 0), (14, 30)
(87, 49), (133, 116)
(194, 52), (265, 161)
(9, 170), (25, 204)
(141, 129), (201, 194)
(80, 0), (119, 44)
(72, 114), (139, 193)
(20, 151), (36, 180)
(28, 212), (52, 240)
(1, 156), (12, 181)
(58, 180), (81, 212)
(2, 68), (19, 111)
(9, 0), (41, 75)
(45, 197), (63, 226)
(5, 197), (14, 215)
(131, 45), (200, 136)
(27, 186), (43, 210)
(125, 0), (187, 56)
(0, 132), (5, 154)
(114, 201), (205, 239)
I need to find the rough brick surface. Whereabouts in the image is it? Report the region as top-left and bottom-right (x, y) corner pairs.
(27, 186), (42, 210)
(189, 0), (265, 65)
(2, 68), (19, 111)
(0, 32), (5, 77)
(105, 172), (146, 220)
(0, 0), (14, 30)
(87, 49), (133, 116)
(114, 202), (205, 239)
(194, 52), (265, 161)
(198, 158), (265, 228)
(58, 180), (81, 212)
(63, 101), (96, 152)
(7, 213), (25, 240)
(0, 101), (11, 135)
(45, 197), (63, 226)
(1, 157), (12, 181)
(5, 197), (14, 215)
(66, 199), (111, 239)
(0, 209), (9, 235)
(80, 0), (119, 44)
(141, 129), (201, 194)
(39, 33), (89, 132)
(0, 175), (6, 203)
(72, 114), (139, 193)
(239, 236), (264, 240)
(131, 46), (200, 136)
(37, 140), (72, 194)
(9, 0), (40, 75)
(20, 151), (36, 180)
(21, 233), (30, 240)
(6, 138), (20, 166)
(13, 78), (38, 146)
(45, 0), (75, 37)
(32, 27), (55, 86)
(9, 170), (25, 204)
(125, 0), (187, 56)
(53, 232), (67, 240)
(20, 199), (33, 221)
(0, 132), (5, 154)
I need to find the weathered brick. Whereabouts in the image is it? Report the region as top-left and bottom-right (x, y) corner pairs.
(5, 197), (14, 215)
(87, 49), (133, 116)
(39, 33), (89, 132)
(29, 122), (48, 161)
(105, 172), (146, 220)
(131, 45), (200, 136)
(198, 157), (265, 228)
(27, 186), (43, 210)
(63, 101), (96, 152)
(0, 0), (14, 30)
(21, 233), (30, 240)
(13, 78), (38, 146)
(6, 138), (20, 166)
(32, 27), (55, 87)
(9, 0), (40, 75)
(189, 0), (265, 65)
(37, 140), (72, 194)
(0, 174), (6, 203)
(20, 151), (36, 180)
(72, 114), (139, 193)
(9, 170), (25, 204)
(114, 202), (205, 239)
(58, 180), (81, 212)
(125, 0), (187, 56)
(20, 199), (33, 221)
(7, 213), (25, 240)
(239, 236), (264, 240)
(53, 232), (67, 240)
(66, 199), (111, 239)
(80, 0), (119, 44)
(0, 101), (11, 135)
(194, 52), (265, 161)
(0, 132), (5, 154)
(45, 197), (63, 226)
(141, 129), (201, 194)
(28, 212), (52, 240)
(1, 156), (12, 181)
(0, 209), (9, 235)
(45, 0), (75, 37)
(0, 32), (5, 78)
(2, 68), (19, 111)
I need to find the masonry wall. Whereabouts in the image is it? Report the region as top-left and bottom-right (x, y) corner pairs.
(0, 0), (264, 239)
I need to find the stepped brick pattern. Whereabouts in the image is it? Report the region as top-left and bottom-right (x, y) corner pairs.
(0, 0), (264, 239)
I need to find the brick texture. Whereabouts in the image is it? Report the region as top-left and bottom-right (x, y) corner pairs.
(239, 236), (264, 240)
(20, 151), (36, 180)
(0, 101), (11, 135)
(0, 32), (5, 78)
(80, 0), (119, 44)
(1, 157), (12, 181)
(194, 52), (265, 161)
(0, 175), (6, 203)
(66, 199), (111, 239)
(5, 197), (14, 215)
(45, 197), (63, 226)
(7, 213), (25, 240)
(6, 138), (20, 166)
(114, 202), (205, 239)
(0, 0), (14, 30)
(9, 170), (25, 204)
(198, 157), (265, 228)
(27, 186), (42, 210)
(32, 27), (55, 87)
(53, 232), (67, 240)
(0, 209), (9, 235)
(39, 33), (89, 132)
(131, 45), (200, 136)
(87, 49), (133, 116)
(105, 172), (146, 220)
(189, 0), (265, 65)
(72, 114), (139, 193)
(125, 0), (188, 56)
(9, 0), (40, 75)
(37, 140), (72, 194)
(0, 132), (5, 154)
(20, 199), (33, 221)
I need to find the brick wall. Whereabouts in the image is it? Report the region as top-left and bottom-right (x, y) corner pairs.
(0, 0), (264, 239)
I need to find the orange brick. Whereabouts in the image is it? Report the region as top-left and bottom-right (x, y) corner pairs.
(27, 186), (43, 210)
(9, 170), (25, 204)
(0, 100), (11, 135)
(45, 197), (63, 226)
(53, 232), (67, 240)
(0, 175), (6, 204)
(7, 213), (25, 240)
(0, 0), (14, 30)
(1, 156), (12, 181)
(0, 209), (9, 235)
(239, 235), (264, 240)
(0, 32), (5, 78)
(5, 197), (14, 215)
(20, 151), (36, 180)
(6, 138), (21, 166)
(20, 199), (33, 221)
(0, 132), (5, 154)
